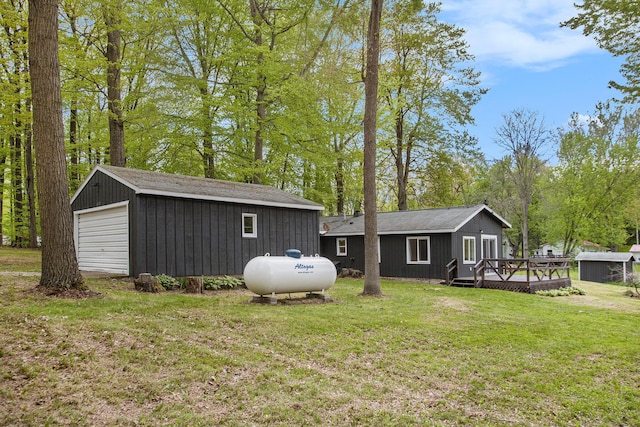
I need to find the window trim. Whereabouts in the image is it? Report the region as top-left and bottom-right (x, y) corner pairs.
(242, 213), (257, 238)
(463, 236), (476, 264)
(406, 236), (430, 264)
(336, 237), (347, 256)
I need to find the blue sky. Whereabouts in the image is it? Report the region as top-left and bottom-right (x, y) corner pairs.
(438, 0), (625, 161)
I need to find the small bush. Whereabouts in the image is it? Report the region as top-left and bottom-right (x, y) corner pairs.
(536, 286), (585, 297)
(155, 274), (181, 290)
(203, 275), (244, 290)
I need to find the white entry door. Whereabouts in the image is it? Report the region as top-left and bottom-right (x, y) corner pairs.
(482, 235), (498, 259)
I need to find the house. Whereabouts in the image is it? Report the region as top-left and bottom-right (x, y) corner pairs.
(71, 165), (323, 277)
(532, 241), (607, 258)
(319, 204), (511, 280)
(630, 244), (640, 257)
(575, 252), (637, 283)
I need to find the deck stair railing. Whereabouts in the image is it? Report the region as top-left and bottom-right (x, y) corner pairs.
(445, 258), (458, 286)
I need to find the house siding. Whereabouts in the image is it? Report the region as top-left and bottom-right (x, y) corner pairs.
(579, 260), (633, 283)
(321, 233), (452, 279)
(72, 169), (320, 277)
(454, 212), (504, 276)
(71, 171), (138, 273)
(319, 207), (506, 281)
(132, 194), (319, 277)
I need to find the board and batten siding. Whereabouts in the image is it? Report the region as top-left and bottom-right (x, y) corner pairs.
(579, 260), (633, 283)
(321, 233), (452, 279)
(71, 172), (137, 275)
(380, 233), (451, 279)
(133, 194), (319, 277)
(453, 212), (504, 276)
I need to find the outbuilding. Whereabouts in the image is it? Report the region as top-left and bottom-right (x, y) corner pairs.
(320, 204), (510, 280)
(71, 165), (323, 276)
(575, 252), (637, 283)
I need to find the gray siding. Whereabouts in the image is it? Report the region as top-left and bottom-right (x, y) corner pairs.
(380, 234), (451, 279)
(579, 260), (633, 283)
(133, 194), (319, 277)
(319, 208), (505, 280)
(73, 170), (320, 277)
(321, 233), (452, 279)
(454, 211), (504, 276)
(71, 171), (136, 210)
(71, 171), (138, 273)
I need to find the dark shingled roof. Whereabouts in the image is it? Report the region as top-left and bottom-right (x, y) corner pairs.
(321, 205), (510, 236)
(73, 165), (324, 211)
(575, 252), (637, 262)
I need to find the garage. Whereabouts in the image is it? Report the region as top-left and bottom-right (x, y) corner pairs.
(70, 165), (322, 277)
(74, 201), (129, 275)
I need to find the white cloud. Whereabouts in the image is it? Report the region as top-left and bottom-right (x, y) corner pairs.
(439, 0), (601, 70)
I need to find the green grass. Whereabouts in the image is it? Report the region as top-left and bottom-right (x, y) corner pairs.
(1, 250), (639, 426)
(0, 246), (41, 272)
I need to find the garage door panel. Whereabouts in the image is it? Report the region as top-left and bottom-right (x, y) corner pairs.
(76, 204), (129, 275)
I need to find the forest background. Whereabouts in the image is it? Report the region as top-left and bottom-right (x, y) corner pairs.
(2, 0), (640, 258)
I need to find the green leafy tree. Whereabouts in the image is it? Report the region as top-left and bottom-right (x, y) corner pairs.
(494, 109), (550, 257)
(544, 105), (640, 255)
(1, 0), (38, 247)
(379, 0), (485, 210)
(563, 1), (640, 103)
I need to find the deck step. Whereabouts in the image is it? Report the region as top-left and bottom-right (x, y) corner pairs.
(449, 278), (476, 287)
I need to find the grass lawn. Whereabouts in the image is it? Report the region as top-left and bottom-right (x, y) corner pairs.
(0, 246), (41, 272)
(1, 252), (639, 426)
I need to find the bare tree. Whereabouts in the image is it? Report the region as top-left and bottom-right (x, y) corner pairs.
(362, 0), (383, 296)
(495, 109), (549, 257)
(29, 0), (85, 291)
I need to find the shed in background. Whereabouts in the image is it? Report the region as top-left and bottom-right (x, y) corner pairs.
(71, 165), (323, 277)
(575, 252), (637, 283)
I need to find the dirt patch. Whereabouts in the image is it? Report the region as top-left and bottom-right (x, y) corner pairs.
(24, 286), (103, 299)
(435, 296), (475, 312)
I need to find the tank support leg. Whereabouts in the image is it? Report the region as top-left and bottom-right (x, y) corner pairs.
(251, 294), (278, 305)
(306, 289), (331, 301)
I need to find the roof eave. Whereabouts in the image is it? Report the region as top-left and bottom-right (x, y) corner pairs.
(137, 188), (324, 211)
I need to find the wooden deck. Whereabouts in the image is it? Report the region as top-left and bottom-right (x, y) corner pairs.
(446, 258), (572, 293)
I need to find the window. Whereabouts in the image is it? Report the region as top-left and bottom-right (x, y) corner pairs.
(463, 236), (476, 264)
(336, 238), (347, 256)
(242, 213), (257, 238)
(407, 237), (430, 264)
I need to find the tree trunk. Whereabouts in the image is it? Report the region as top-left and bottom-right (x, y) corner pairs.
(335, 141), (345, 215)
(0, 150), (5, 245)
(28, 0), (85, 291)
(105, 10), (125, 167)
(69, 98), (80, 190)
(24, 99), (38, 248)
(251, 0), (265, 184)
(253, 59), (266, 184)
(361, 0), (383, 296)
(395, 109), (407, 211)
(522, 199), (529, 258)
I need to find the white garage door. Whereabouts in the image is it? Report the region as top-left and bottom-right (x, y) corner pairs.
(75, 202), (129, 275)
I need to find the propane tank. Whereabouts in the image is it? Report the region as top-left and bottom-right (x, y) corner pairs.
(243, 251), (337, 296)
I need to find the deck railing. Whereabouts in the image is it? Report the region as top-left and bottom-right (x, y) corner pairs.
(445, 258), (458, 286)
(473, 258), (571, 287)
